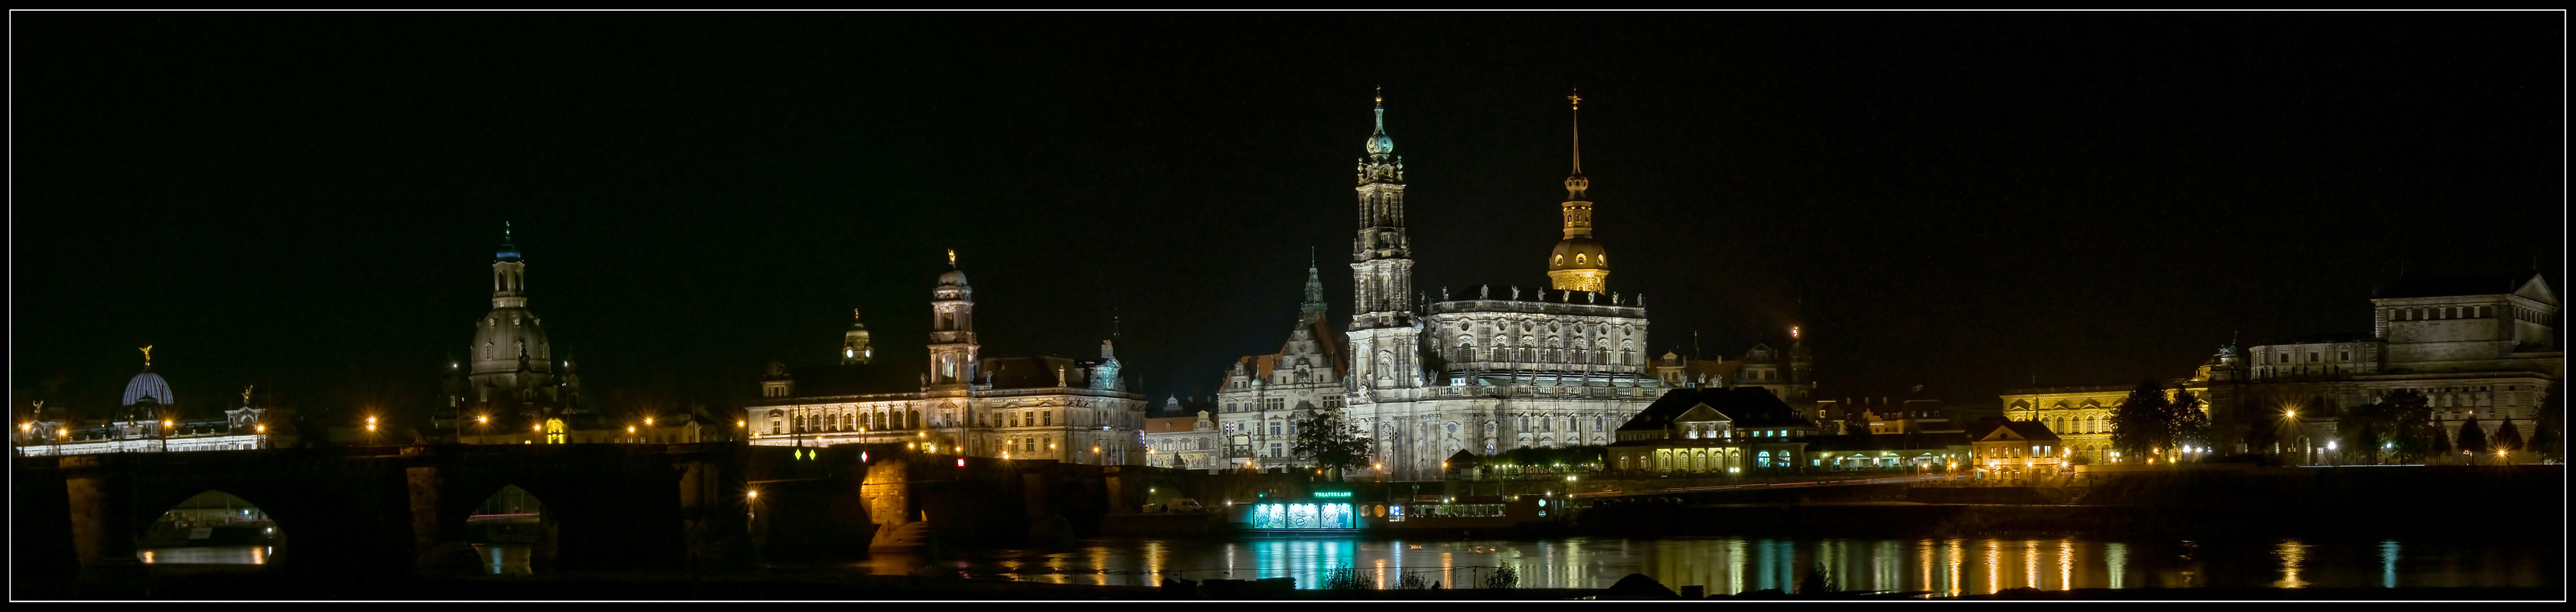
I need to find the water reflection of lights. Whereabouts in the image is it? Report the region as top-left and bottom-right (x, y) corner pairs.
(2105, 542), (2127, 589)
(2059, 539), (2073, 591)
(1143, 541), (1163, 585)
(1945, 539), (1963, 597)
(1985, 539), (2002, 595)
(1726, 538), (1747, 595)
(1918, 539), (1935, 597)
(1092, 547), (1110, 586)
(2380, 540), (2401, 588)
(2025, 539), (2041, 589)
(2275, 539), (2310, 588)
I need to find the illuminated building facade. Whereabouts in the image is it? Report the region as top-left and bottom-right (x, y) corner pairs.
(1997, 382), (2206, 464)
(1211, 256), (1348, 472)
(15, 350), (287, 456)
(1971, 420), (2065, 486)
(1606, 386), (1821, 475)
(1141, 408), (1225, 471)
(2001, 272), (2561, 464)
(1330, 93), (1667, 480)
(744, 256), (1150, 464)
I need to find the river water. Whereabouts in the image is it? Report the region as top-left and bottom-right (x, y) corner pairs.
(856, 536), (2557, 594)
(141, 536), (2555, 595)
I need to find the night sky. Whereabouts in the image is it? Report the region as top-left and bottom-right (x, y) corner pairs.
(13, 13), (2563, 428)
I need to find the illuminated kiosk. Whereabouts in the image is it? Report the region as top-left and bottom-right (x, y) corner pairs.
(1235, 490), (1363, 536)
(1231, 490), (1566, 536)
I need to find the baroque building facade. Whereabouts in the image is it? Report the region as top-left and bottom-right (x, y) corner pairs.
(15, 348), (286, 456)
(1337, 93), (1667, 480)
(744, 254), (1150, 465)
(2000, 272), (2561, 464)
(1206, 256), (1348, 472)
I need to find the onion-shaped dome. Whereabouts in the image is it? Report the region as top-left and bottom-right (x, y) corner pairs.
(122, 372), (176, 407)
(937, 268), (970, 288)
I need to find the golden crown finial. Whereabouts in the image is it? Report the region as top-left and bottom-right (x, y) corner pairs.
(1375, 86), (1383, 106)
(139, 345), (154, 369)
(1568, 90), (1582, 110)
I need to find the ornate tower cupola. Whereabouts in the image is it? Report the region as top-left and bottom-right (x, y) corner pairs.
(1547, 90), (1611, 293)
(1348, 89), (1423, 392)
(928, 249), (980, 388)
(494, 222), (528, 309)
(843, 309), (875, 364)
(1352, 88), (1414, 330)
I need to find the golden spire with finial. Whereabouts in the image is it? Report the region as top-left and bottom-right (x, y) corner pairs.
(1567, 88), (1583, 175)
(947, 249), (957, 267)
(1374, 85), (1383, 106)
(139, 345), (154, 369)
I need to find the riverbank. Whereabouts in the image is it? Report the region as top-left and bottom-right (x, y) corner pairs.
(21, 564), (2558, 601)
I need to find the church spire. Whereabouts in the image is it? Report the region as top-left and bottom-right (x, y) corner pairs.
(1300, 247), (1327, 322)
(1546, 90), (1609, 293)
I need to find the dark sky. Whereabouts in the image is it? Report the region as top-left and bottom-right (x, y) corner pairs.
(13, 12), (2564, 427)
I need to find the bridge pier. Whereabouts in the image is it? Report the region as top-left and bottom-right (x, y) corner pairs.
(406, 461), (486, 575)
(61, 456), (141, 570)
(676, 448), (760, 569)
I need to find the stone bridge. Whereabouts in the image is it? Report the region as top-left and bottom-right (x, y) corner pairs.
(11, 444), (1148, 581)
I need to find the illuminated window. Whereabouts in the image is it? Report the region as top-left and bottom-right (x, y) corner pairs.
(1552, 255), (1564, 265)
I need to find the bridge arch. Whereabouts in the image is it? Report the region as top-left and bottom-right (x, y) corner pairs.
(135, 490), (285, 566)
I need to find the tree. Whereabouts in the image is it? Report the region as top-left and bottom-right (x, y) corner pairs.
(2110, 379), (2172, 462)
(2454, 418), (2489, 464)
(2341, 419), (2383, 464)
(2532, 384), (2565, 462)
(2167, 388), (2211, 457)
(2379, 390), (2435, 464)
(1290, 409), (1372, 480)
(2494, 419), (2524, 451)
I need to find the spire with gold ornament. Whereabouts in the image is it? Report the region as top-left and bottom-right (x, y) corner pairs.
(1546, 90), (1610, 293)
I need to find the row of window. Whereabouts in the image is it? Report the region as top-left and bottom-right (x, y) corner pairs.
(2270, 350), (2354, 363)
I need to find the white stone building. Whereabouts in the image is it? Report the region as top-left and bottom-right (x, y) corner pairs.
(744, 256), (1149, 465)
(1332, 93), (1668, 480)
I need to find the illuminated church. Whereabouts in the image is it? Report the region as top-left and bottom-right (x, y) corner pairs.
(1181, 92), (1833, 479)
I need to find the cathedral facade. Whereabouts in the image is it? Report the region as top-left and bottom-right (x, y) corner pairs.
(1338, 94), (1668, 480)
(743, 255), (1151, 465)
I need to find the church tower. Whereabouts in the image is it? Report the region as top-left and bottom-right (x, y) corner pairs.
(928, 250), (979, 388)
(843, 309), (875, 364)
(1349, 90), (1422, 391)
(1546, 91), (1611, 293)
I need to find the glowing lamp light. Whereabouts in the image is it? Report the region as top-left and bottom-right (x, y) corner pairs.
(628, 426), (637, 434)
(256, 425), (266, 433)
(737, 420), (746, 428)
(747, 490), (758, 500)
(645, 417), (655, 426)
(957, 457), (967, 468)
(478, 415), (489, 424)
(18, 423), (28, 432)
